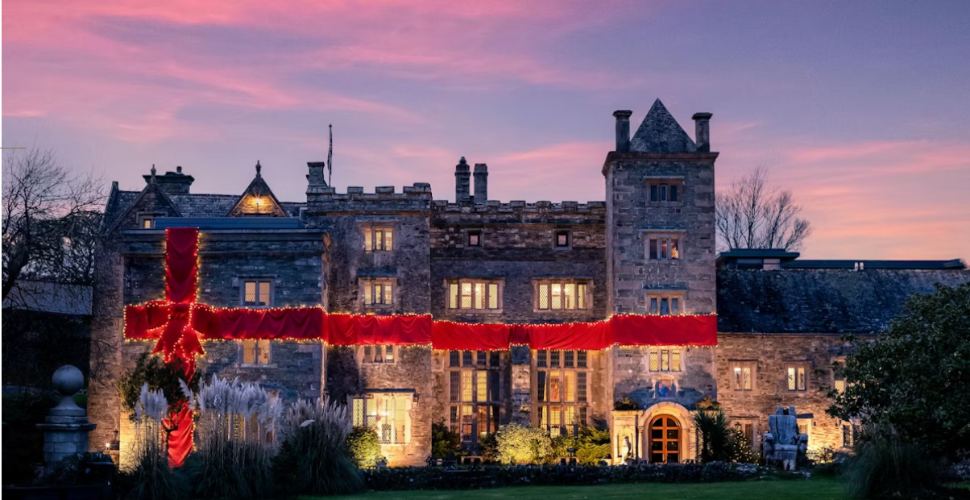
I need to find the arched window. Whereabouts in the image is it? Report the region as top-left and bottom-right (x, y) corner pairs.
(649, 415), (681, 463)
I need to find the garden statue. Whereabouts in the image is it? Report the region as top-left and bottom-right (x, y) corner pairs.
(762, 406), (808, 470)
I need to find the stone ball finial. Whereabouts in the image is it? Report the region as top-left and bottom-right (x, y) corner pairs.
(53, 365), (84, 396)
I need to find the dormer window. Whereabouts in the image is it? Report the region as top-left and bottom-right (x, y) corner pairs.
(137, 212), (164, 229)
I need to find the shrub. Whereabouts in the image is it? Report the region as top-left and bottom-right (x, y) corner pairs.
(495, 424), (552, 465)
(430, 421), (461, 459)
(478, 433), (499, 463)
(347, 426), (382, 468)
(842, 434), (943, 499)
(272, 398), (364, 496)
(693, 409), (732, 463)
(575, 426), (612, 466)
(48, 452), (116, 486)
(182, 376), (281, 499)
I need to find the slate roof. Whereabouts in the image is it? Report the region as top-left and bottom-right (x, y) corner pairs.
(717, 269), (970, 334)
(629, 99), (698, 153)
(107, 191), (305, 222)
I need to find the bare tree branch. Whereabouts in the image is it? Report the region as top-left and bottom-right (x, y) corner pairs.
(715, 166), (813, 252)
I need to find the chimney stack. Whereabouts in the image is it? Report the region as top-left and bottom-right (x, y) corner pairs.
(692, 112), (712, 152)
(455, 157), (471, 202)
(473, 163), (488, 203)
(613, 110), (632, 152)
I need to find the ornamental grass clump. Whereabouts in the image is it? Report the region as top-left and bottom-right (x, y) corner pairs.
(128, 383), (189, 500)
(182, 375), (282, 499)
(273, 398), (364, 496)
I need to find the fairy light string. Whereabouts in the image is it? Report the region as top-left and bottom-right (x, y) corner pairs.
(123, 228), (718, 365)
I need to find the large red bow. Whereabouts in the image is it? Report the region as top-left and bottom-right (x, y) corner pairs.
(151, 228), (205, 364)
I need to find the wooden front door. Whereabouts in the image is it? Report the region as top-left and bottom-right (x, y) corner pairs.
(649, 415), (681, 463)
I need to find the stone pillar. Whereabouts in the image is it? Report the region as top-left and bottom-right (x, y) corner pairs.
(37, 365), (97, 477)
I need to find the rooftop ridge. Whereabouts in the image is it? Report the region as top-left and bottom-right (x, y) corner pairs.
(431, 199), (607, 214)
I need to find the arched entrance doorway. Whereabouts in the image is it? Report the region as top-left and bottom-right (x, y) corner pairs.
(649, 415), (681, 463)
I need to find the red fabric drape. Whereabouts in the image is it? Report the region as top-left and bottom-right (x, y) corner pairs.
(164, 406), (193, 469)
(192, 305), (325, 340)
(514, 321), (613, 350)
(610, 314), (717, 346)
(432, 322), (513, 350)
(164, 228), (198, 304)
(326, 314), (432, 345)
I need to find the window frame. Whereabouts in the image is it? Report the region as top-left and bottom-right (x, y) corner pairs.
(136, 212), (166, 229)
(466, 230), (482, 247)
(240, 278), (274, 308)
(648, 347), (683, 373)
(645, 291), (686, 316)
(786, 363), (809, 392)
(647, 178), (684, 205)
(554, 230), (570, 249)
(730, 361), (756, 391)
(350, 393), (413, 445)
(358, 345), (398, 364)
(533, 349), (589, 436)
(448, 350), (503, 445)
(363, 225), (395, 253)
(360, 278), (397, 308)
(645, 233), (683, 261)
(534, 279), (592, 312)
(446, 279), (504, 313)
(240, 339), (273, 367)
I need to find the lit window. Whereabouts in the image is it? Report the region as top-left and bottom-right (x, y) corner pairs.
(833, 361), (846, 394)
(364, 227), (394, 252)
(351, 394), (410, 444)
(242, 280), (272, 307)
(536, 280), (590, 311)
(362, 279), (394, 307)
(448, 279), (502, 311)
(732, 364), (753, 391)
(448, 351), (502, 444)
(468, 231), (481, 247)
(648, 236), (680, 260)
(241, 339), (271, 365)
(360, 345), (397, 364)
(649, 349), (682, 372)
(787, 366), (807, 391)
(535, 349), (588, 435)
(647, 294), (684, 316)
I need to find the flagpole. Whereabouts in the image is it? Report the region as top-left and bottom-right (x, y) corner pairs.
(327, 124), (333, 187)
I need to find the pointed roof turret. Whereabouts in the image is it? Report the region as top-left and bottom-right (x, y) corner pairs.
(629, 99), (697, 153)
(227, 161), (287, 217)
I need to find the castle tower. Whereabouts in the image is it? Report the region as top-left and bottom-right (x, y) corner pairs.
(603, 99), (718, 463)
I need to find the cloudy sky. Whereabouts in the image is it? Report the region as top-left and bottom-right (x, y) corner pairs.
(3, 1), (969, 261)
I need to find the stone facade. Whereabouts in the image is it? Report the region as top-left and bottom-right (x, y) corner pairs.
(88, 100), (969, 467)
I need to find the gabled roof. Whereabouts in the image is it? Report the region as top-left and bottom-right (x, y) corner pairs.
(104, 168), (184, 235)
(629, 99), (697, 153)
(227, 161), (288, 217)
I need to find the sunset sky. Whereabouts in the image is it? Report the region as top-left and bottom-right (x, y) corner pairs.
(3, 1), (969, 261)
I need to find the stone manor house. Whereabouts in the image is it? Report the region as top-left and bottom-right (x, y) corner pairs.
(89, 99), (969, 467)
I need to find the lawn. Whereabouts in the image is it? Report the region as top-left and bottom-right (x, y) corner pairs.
(324, 477), (849, 500)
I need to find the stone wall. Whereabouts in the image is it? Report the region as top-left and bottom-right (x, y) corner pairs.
(716, 333), (861, 453)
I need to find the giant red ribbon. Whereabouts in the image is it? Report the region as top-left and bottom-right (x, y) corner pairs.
(123, 228), (717, 465)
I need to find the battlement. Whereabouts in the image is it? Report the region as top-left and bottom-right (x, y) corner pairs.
(310, 182), (433, 202)
(431, 199), (607, 214)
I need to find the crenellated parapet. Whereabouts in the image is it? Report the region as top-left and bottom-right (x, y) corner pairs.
(306, 183), (434, 215)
